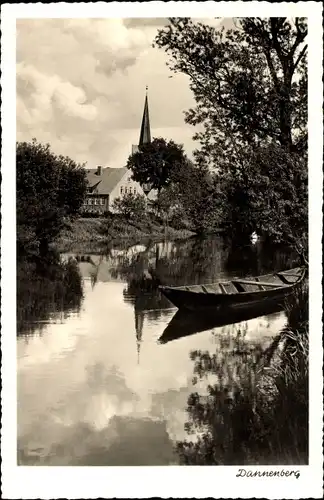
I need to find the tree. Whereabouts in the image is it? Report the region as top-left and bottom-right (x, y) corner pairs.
(219, 143), (308, 254)
(17, 139), (87, 256)
(112, 192), (147, 221)
(126, 137), (189, 193)
(154, 18), (307, 170)
(163, 160), (222, 233)
(155, 18), (308, 252)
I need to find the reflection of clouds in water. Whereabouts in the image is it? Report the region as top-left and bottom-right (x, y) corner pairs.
(18, 414), (176, 466)
(212, 312), (286, 343)
(17, 312), (90, 370)
(17, 276), (287, 464)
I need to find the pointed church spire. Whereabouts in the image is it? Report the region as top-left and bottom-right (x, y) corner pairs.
(139, 86), (151, 146)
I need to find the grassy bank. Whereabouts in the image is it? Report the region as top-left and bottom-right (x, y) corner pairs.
(55, 216), (195, 253)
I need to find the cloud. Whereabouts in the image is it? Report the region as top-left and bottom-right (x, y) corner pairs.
(123, 18), (170, 28)
(16, 17), (229, 168)
(16, 19), (169, 167)
(17, 62), (98, 123)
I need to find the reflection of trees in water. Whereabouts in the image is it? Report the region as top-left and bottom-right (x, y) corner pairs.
(176, 326), (308, 465)
(155, 237), (226, 286)
(225, 239), (299, 277)
(17, 253), (83, 336)
(123, 277), (169, 310)
(109, 237), (226, 292)
(92, 236), (297, 301)
(83, 236), (297, 294)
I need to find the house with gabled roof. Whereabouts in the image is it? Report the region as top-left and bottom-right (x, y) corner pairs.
(83, 166), (144, 214)
(82, 88), (154, 214)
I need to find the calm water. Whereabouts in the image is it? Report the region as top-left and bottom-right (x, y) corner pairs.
(17, 236), (297, 465)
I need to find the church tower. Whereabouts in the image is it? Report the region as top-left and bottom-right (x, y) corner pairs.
(132, 86), (152, 154)
(139, 86), (151, 145)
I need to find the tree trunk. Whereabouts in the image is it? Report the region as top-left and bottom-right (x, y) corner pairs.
(279, 86), (293, 150)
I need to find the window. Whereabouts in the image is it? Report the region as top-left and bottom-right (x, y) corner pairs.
(120, 187), (123, 195)
(125, 187), (128, 194)
(94, 199), (98, 205)
(100, 198), (104, 205)
(88, 199), (92, 205)
(133, 187), (137, 194)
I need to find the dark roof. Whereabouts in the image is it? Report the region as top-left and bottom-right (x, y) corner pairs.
(86, 167), (128, 194)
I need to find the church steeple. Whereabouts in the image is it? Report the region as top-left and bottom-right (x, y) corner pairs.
(139, 86), (151, 146)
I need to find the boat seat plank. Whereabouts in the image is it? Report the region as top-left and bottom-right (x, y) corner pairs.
(219, 283), (228, 294)
(255, 277), (266, 290)
(216, 282), (239, 294)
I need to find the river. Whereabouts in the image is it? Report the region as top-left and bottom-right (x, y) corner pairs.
(17, 236), (298, 465)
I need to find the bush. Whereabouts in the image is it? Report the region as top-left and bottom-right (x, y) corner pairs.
(17, 139), (87, 257)
(111, 193), (147, 222)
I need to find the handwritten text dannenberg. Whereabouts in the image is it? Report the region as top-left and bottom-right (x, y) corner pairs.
(236, 469), (300, 479)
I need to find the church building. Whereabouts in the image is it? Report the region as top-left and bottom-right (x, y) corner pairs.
(83, 88), (153, 214)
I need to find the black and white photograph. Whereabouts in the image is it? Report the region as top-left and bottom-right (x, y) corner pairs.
(1, 2), (323, 499)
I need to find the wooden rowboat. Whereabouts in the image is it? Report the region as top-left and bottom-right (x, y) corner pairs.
(158, 267), (306, 313)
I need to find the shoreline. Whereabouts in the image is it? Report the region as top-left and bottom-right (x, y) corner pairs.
(55, 216), (196, 253)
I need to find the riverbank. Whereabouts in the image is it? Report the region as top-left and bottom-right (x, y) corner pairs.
(55, 216), (195, 253)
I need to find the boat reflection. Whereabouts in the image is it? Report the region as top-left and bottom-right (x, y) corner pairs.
(158, 302), (284, 344)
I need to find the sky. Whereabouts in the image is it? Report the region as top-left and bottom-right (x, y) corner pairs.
(16, 17), (230, 169)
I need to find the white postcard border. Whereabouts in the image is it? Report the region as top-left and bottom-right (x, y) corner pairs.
(1, 2), (323, 499)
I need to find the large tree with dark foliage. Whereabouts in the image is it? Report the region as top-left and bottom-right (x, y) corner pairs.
(155, 18), (308, 250)
(17, 139), (87, 256)
(126, 137), (189, 193)
(154, 18), (307, 167)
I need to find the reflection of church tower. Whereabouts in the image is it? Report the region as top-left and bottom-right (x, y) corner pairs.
(135, 307), (144, 365)
(132, 88), (153, 197)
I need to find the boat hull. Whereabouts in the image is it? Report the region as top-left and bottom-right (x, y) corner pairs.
(159, 267), (306, 313)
